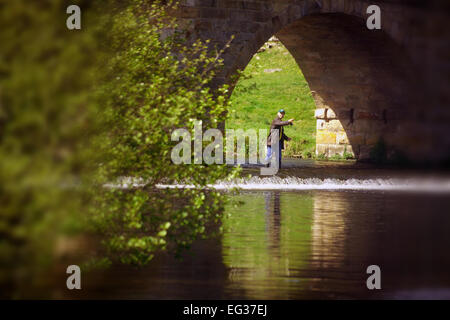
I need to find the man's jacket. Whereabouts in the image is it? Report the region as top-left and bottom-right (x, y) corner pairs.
(267, 117), (292, 149)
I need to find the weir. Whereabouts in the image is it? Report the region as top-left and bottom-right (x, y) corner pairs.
(156, 176), (450, 192)
(108, 175), (450, 193)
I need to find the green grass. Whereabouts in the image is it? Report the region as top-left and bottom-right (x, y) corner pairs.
(226, 43), (316, 158)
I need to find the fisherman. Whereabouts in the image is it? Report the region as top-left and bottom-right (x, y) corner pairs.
(266, 109), (294, 168)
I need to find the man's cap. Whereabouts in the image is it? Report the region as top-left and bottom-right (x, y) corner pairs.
(278, 109), (285, 114)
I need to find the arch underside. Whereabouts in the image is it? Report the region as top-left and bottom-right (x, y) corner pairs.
(276, 13), (420, 160)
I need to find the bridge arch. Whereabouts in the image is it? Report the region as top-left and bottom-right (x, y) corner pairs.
(176, 0), (450, 162)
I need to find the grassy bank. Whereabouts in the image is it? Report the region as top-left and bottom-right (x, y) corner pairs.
(226, 40), (316, 158)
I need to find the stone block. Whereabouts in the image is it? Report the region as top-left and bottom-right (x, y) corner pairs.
(338, 109), (351, 119)
(343, 144), (355, 156)
(199, 7), (228, 19)
(315, 143), (328, 156)
(194, 20), (213, 31)
(336, 132), (349, 144)
(178, 6), (201, 19)
(347, 132), (365, 145)
(317, 119), (326, 130)
(315, 108), (326, 119)
(253, 10), (272, 23)
(327, 108), (337, 119)
(239, 21), (260, 33)
(359, 145), (372, 160)
(366, 134), (382, 145)
(197, 0), (216, 6)
(316, 131), (337, 144)
(352, 119), (376, 134)
(356, 111), (380, 120)
(323, 119), (344, 132)
(328, 144), (346, 156)
(312, 93), (328, 108)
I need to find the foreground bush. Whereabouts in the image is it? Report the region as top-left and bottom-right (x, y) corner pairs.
(93, 0), (238, 265)
(0, 0), (238, 297)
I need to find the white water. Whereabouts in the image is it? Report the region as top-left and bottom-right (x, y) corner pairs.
(108, 176), (450, 193)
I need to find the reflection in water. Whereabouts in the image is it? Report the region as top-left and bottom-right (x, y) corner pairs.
(264, 192), (281, 259)
(222, 191), (313, 299)
(54, 189), (450, 299)
(311, 193), (348, 269)
(222, 191), (450, 299)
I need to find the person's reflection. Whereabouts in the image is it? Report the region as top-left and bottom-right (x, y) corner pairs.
(264, 191), (281, 259)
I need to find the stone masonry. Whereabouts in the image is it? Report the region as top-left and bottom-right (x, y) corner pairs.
(173, 0), (450, 162)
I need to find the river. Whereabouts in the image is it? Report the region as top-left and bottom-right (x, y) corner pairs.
(60, 160), (450, 299)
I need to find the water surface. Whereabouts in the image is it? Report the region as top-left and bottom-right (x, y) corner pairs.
(59, 161), (450, 299)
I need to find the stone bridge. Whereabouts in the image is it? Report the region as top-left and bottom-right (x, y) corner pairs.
(174, 0), (450, 162)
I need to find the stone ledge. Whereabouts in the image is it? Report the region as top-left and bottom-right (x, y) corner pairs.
(314, 108), (337, 119)
(316, 143), (354, 157)
(316, 119), (345, 132)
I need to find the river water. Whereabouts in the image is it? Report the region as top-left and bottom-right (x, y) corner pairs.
(62, 160), (450, 299)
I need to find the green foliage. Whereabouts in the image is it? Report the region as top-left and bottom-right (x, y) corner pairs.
(92, 0), (239, 265)
(370, 138), (388, 164)
(221, 192), (313, 297)
(370, 138), (409, 165)
(344, 151), (355, 160)
(227, 43), (316, 158)
(0, 0), (240, 297)
(328, 154), (343, 161)
(0, 0), (108, 296)
(326, 147), (355, 161)
(317, 153), (327, 160)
